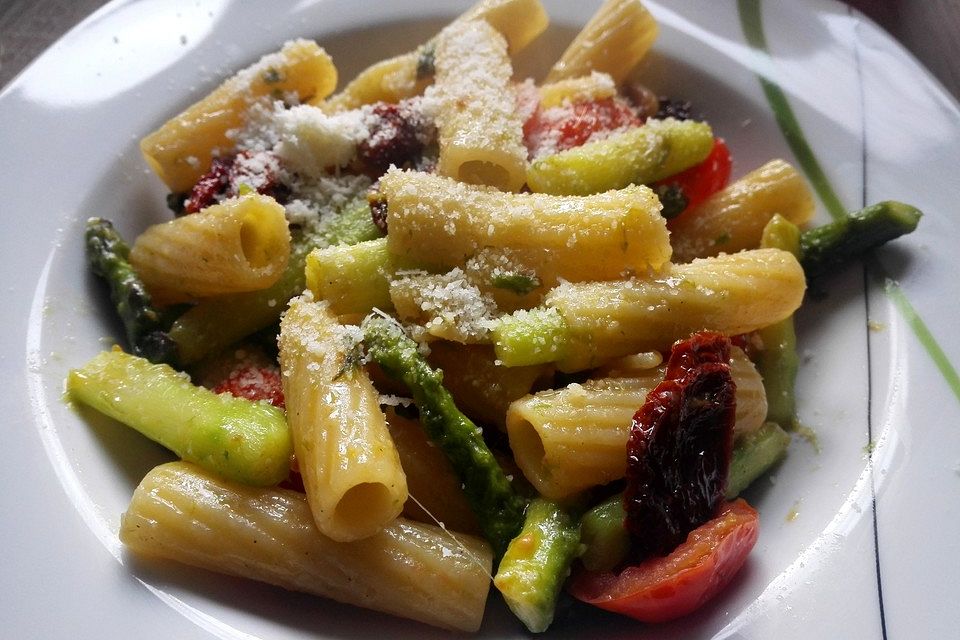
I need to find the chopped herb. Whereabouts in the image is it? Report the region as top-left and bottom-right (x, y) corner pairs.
(261, 67), (284, 84)
(715, 232), (732, 245)
(491, 272), (540, 296)
(654, 183), (689, 219)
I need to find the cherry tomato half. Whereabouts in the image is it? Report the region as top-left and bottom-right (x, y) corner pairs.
(659, 138), (733, 219)
(568, 498), (759, 623)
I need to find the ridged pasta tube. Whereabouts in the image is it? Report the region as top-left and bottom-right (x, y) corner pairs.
(506, 347), (767, 499)
(546, 0), (659, 83)
(141, 40), (336, 192)
(493, 248), (806, 371)
(322, 0), (548, 112)
(385, 408), (481, 535)
(380, 168), (671, 287)
(278, 296), (407, 542)
(129, 194), (290, 305)
(526, 118), (714, 196)
(433, 19), (527, 192)
(669, 159), (815, 262)
(120, 462), (493, 632)
(537, 72), (617, 109)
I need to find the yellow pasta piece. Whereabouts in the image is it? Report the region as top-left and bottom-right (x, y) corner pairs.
(537, 72), (617, 109)
(546, 0), (659, 83)
(385, 408), (481, 535)
(129, 194), (290, 305)
(546, 248), (806, 371)
(427, 342), (549, 429)
(380, 168), (670, 287)
(121, 461), (493, 632)
(141, 40), (336, 192)
(670, 159), (816, 262)
(507, 348), (766, 499)
(322, 0), (548, 112)
(433, 19), (527, 192)
(278, 296), (407, 542)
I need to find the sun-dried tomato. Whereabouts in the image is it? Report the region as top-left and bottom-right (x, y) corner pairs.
(624, 331), (736, 559)
(357, 101), (427, 178)
(183, 150), (285, 214)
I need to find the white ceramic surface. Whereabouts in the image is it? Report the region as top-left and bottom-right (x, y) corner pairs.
(2, 1), (958, 638)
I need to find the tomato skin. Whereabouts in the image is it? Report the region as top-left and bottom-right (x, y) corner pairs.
(659, 138), (733, 218)
(568, 499), (759, 623)
(524, 97), (642, 158)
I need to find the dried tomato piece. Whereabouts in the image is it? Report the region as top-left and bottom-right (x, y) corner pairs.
(183, 151), (285, 214)
(357, 101), (427, 178)
(184, 155), (234, 214)
(624, 331), (736, 559)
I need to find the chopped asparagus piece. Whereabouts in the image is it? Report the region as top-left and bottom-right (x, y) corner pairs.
(67, 349), (292, 486)
(362, 313), (526, 557)
(494, 499), (581, 633)
(526, 118), (713, 196)
(800, 200), (921, 279)
(758, 214), (802, 426)
(85, 218), (178, 365)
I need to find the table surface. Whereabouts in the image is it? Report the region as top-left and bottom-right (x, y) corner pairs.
(1, 0), (958, 99)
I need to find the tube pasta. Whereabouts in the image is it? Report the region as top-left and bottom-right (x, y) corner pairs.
(427, 342), (549, 429)
(278, 296), (407, 542)
(546, 0), (658, 84)
(129, 194), (290, 305)
(380, 168), (671, 287)
(385, 408), (482, 535)
(506, 348), (766, 499)
(537, 72), (617, 109)
(669, 159), (816, 262)
(322, 0), (548, 112)
(546, 248), (805, 371)
(121, 462), (493, 632)
(432, 19), (527, 192)
(141, 40), (336, 192)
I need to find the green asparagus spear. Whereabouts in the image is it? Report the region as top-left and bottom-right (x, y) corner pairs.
(361, 313), (527, 557)
(171, 196), (382, 364)
(726, 422), (792, 498)
(758, 214), (802, 427)
(85, 218), (178, 366)
(579, 422), (790, 572)
(494, 499), (582, 633)
(67, 349), (292, 486)
(800, 200), (921, 279)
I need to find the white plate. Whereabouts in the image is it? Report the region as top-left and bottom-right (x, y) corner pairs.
(2, 1), (959, 638)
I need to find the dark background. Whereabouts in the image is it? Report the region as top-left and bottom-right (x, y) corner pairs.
(2, 0), (957, 98)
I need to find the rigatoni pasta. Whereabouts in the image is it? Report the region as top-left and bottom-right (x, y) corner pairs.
(546, 0), (659, 83)
(669, 159), (816, 262)
(432, 19), (527, 192)
(506, 347), (768, 499)
(121, 462), (493, 632)
(129, 193), (290, 304)
(380, 168), (671, 287)
(141, 39), (336, 192)
(278, 295), (407, 542)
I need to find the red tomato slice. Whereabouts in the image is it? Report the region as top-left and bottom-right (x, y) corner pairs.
(660, 138), (733, 218)
(524, 97), (642, 158)
(568, 499), (759, 623)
